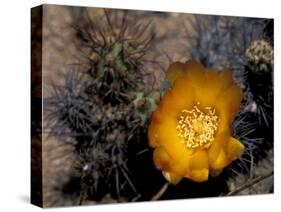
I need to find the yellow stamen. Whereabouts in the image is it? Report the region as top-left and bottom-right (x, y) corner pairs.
(177, 103), (218, 149)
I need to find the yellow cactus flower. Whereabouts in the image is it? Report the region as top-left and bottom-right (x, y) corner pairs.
(148, 60), (244, 184)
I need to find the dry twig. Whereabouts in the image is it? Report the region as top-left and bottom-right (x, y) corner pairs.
(151, 183), (169, 201)
(226, 170), (273, 196)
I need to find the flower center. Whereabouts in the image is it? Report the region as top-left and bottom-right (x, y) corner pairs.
(176, 103), (218, 149)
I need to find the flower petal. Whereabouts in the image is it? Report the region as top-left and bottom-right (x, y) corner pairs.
(215, 84), (243, 133)
(166, 62), (186, 85)
(148, 110), (162, 148)
(218, 68), (235, 90)
(187, 169), (209, 182)
(153, 147), (171, 171)
(193, 69), (218, 108)
(169, 86), (195, 115)
(189, 150), (209, 170)
(210, 148), (230, 169)
(169, 151), (191, 176)
(162, 171), (182, 185)
(185, 150), (209, 182)
(193, 68), (236, 108)
(226, 137), (245, 160)
(183, 60), (206, 89)
(208, 131), (230, 169)
(151, 117), (190, 162)
(179, 60), (216, 108)
(158, 88), (194, 119)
